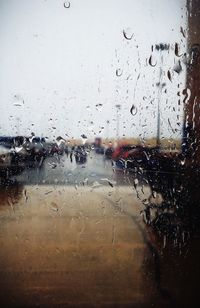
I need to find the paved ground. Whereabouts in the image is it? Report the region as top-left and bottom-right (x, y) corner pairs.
(0, 153), (200, 307)
(13, 152), (115, 185)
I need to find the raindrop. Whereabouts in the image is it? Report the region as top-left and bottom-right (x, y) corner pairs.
(130, 104), (137, 116)
(95, 103), (103, 111)
(163, 235), (166, 248)
(48, 162), (57, 169)
(168, 118), (175, 133)
(123, 29), (133, 40)
(148, 55), (157, 67)
(180, 26), (186, 38)
(51, 202), (59, 212)
(83, 178), (88, 185)
(116, 68), (123, 77)
(45, 190), (53, 195)
(173, 61), (182, 74)
(126, 74), (131, 80)
(108, 181), (114, 188)
(91, 181), (101, 188)
(175, 42), (182, 57)
(13, 94), (24, 106)
(63, 1), (70, 8)
(100, 178), (116, 187)
(81, 134), (87, 144)
(182, 88), (191, 104)
(167, 70), (172, 82)
(180, 158), (185, 166)
(24, 189), (28, 202)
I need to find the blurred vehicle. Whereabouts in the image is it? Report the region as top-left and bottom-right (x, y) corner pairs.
(123, 146), (160, 169)
(112, 144), (160, 170)
(0, 143), (25, 181)
(0, 136), (16, 149)
(111, 144), (137, 170)
(0, 135), (31, 163)
(0, 136), (46, 168)
(74, 146), (87, 164)
(112, 144), (135, 160)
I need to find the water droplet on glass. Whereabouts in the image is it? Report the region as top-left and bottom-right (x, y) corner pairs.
(167, 70), (172, 82)
(95, 103), (103, 111)
(63, 1), (70, 8)
(130, 104), (137, 116)
(13, 94), (24, 106)
(116, 68), (123, 77)
(48, 162), (57, 169)
(173, 61), (182, 74)
(182, 88), (191, 104)
(51, 202), (59, 212)
(163, 235), (166, 248)
(91, 181), (101, 188)
(123, 28), (133, 40)
(180, 26), (186, 38)
(175, 42), (182, 57)
(180, 159), (185, 166)
(83, 178), (88, 185)
(148, 55), (157, 67)
(81, 134), (87, 144)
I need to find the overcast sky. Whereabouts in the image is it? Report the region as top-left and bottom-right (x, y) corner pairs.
(0, 0), (187, 141)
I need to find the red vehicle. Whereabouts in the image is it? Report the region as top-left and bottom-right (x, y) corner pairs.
(112, 144), (160, 170)
(112, 145), (138, 160)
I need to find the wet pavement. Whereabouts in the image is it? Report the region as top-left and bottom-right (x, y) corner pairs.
(13, 152), (115, 186)
(0, 152), (200, 307)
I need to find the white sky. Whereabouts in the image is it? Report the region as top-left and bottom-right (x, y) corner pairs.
(0, 0), (187, 141)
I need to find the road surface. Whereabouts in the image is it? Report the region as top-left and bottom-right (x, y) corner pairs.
(0, 152), (200, 307)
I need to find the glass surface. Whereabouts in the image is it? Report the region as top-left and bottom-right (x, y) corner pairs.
(0, 1), (200, 307)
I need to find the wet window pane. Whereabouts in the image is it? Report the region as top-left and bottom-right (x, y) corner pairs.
(0, 0), (200, 307)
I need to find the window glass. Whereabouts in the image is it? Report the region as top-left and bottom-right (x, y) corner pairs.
(0, 1), (200, 307)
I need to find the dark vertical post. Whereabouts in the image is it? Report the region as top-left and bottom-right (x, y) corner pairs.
(185, 0), (200, 164)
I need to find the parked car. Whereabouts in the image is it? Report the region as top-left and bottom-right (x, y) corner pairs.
(0, 144), (25, 182)
(111, 144), (160, 170)
(123, 145), (160, 169)
(112, 144), (135, 161)
(0, 135), (31, 165)
(0, 136), (17, 149)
